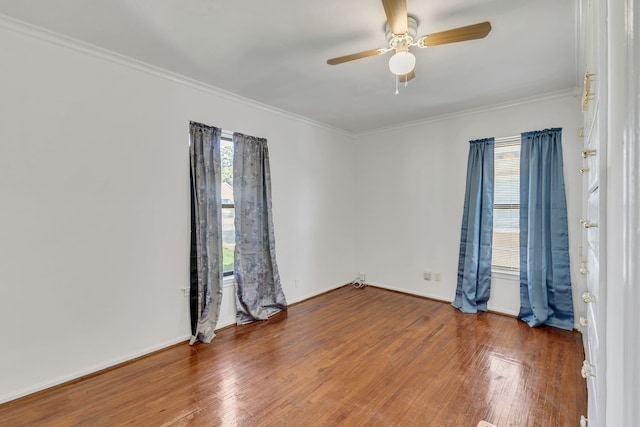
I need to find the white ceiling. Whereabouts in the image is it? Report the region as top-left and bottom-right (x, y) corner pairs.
(0, 0), (578, 133)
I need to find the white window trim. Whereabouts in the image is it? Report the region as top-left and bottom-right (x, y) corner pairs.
(220, 132), (235, 277)
(494, 135), (520, 145)
(223, 274), (236, 288)
(492, 135), (521, 272)
(491, 268), (519, 280)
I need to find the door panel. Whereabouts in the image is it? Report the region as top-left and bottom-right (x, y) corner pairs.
(586, 114), (599, 191)
(580, 0), (607, 424)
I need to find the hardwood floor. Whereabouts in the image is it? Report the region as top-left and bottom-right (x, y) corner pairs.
(0, 286), (586, 426)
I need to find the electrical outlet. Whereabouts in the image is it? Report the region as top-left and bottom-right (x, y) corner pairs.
(359, 272), (366, 281)
(423, 271), (431, 280)
(181, 287), (189, 297)
(435, 272), (441, 281)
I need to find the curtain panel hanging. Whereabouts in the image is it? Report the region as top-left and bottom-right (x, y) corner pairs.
(452, 138), (495, 313)
(232, 132), (287, 325)
(189, 122), (223, 344)
(518, 128), (574, 330)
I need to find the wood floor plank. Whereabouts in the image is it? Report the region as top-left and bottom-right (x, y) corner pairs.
(0, 286), (586, 426)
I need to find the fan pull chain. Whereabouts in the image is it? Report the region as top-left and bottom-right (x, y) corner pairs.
(395, 75), (399, 95)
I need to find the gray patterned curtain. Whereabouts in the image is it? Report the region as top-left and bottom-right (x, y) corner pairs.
(189, 122), (223, 344)
(233, 133), (287, 325)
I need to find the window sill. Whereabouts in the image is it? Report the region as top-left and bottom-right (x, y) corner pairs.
(223, 275), (235, 288)
(492, 269), (519, 280)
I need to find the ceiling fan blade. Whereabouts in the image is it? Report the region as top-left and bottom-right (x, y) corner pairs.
(400, 70), (415, 82)
(327, 48), (385, 65)
(381, 0), (408, 35)
(417, 21), (492, 47)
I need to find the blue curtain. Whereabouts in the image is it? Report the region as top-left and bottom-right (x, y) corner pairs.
(189, 122), (223, 344)
(518, 128), (574, 330)
(233, 133), (287, 325)
(453, 138), (494, 313)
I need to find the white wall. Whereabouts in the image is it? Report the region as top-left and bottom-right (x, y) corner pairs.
(0, 23), (355, 403)
(353, 94), (583, 319)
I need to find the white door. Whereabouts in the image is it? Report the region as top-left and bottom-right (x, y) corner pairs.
(579, 0), (607, 425)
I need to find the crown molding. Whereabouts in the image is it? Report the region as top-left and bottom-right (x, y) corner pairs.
(354, 88), (581, 138)
(0, 13), (353, 139)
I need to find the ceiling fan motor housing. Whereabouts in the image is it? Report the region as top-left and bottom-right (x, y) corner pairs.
(385, 15), (418, 51)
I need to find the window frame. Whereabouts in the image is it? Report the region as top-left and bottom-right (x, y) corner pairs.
(220, 132), (235, 277)
(492, 135), (521, 273)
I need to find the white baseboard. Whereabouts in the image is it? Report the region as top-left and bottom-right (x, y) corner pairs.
(214, 281), (347, 330)
(0, 335), (190, 405)
(366, 281), (454, 304)
(365, 281), (519, 317)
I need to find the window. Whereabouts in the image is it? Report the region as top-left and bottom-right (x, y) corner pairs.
(492, 136), (520, 271)
(220, 134), (235, 276)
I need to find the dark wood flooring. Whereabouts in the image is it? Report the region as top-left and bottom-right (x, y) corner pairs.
(0, 285), (586, 426)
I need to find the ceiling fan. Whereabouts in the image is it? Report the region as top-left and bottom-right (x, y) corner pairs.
(327, 0), (491, 88)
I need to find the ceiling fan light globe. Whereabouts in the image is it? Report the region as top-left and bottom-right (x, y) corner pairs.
(388, 51), (416, 75)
